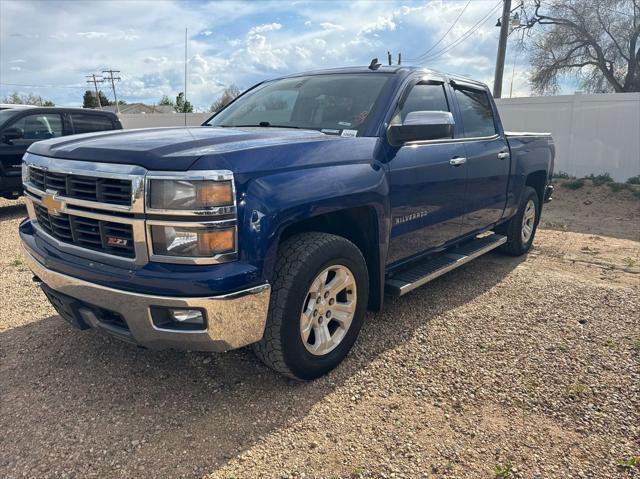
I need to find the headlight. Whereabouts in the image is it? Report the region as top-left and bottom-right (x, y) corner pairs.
(150, 224), (235, 257)
(148, 179), (234, 211)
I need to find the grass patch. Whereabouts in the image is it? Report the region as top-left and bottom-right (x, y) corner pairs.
(626, 175), (640, 185)
(562, 178), (586, 190)
(633, 339), (640, 352)
(11, 258), (27, 271)
(350, 466), (366, 477)
(616, 456), (640, 471)
(608, 182), (631, 193)
(564, 382), (588, 396)
(494, 462), (513, 478)
(553, 171), (573, 179)
(587, 173), (614, 186)
(623, 257), (638, 268)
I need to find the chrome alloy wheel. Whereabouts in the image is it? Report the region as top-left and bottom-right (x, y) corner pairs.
(300, 265), (357, 356)
(521, 199), (536, 243)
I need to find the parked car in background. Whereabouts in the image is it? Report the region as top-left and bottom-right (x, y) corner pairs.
(0, 107), (122, 198)
(19, 66), (554, 380)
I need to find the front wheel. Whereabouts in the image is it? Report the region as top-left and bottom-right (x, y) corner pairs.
(497, 186), (541, 256)
(253, 232), (369, 380)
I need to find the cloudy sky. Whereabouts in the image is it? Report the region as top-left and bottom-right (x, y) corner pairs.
(1, 0), (540, 110)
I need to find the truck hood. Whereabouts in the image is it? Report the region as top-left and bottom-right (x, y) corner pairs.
(27, 126), (351, 171)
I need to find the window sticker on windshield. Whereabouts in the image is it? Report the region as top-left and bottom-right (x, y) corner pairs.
(338, 121), (352, 127)
(341, 129), (357, 138)
(321, 128), (340, 135)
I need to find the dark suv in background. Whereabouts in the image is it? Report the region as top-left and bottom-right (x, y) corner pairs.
(0, 107), (122, 199)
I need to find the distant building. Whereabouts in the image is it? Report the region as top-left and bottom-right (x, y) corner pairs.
(100, 103), (175, 114)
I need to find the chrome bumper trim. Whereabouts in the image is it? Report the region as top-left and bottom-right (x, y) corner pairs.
(22, 246), (270, 352)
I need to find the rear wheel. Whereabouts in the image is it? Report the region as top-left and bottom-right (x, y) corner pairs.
(497, 186), (540, 256)
(253, 232), (368, 380)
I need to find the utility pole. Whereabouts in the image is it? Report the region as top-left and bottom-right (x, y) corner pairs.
(86, 74), (104, 109)
(102, 69), (121, 114)
(493, 0), (511, 99)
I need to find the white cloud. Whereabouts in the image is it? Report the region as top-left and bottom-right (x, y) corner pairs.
(0, 0), (542, 109)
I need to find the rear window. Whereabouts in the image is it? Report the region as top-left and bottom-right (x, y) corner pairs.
(453, 86), (497, 138)
(71, 114), (114, 134)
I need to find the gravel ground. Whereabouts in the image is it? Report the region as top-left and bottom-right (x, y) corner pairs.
(1, 185), (638, 479)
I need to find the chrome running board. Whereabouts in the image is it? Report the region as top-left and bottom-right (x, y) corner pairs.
(385, 234), (507, 296)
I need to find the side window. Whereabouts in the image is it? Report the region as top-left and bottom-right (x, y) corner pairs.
(71, 114), (114, 134)
(10, 114), (63, 140)
(398, 83), (449, 121)
(453, 86), (497, 137)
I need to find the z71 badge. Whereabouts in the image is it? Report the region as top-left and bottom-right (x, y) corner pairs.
(106, 237), (128, 247)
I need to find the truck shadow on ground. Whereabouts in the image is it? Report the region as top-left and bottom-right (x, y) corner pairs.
(0, 202), (26, 221)
(1, 252), (526, 478)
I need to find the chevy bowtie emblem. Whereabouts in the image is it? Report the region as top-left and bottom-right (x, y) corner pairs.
(41, 192), (63, 216)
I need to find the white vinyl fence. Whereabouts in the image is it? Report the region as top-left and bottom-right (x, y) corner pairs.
(495, 93), (640, 182)
(118, 94), (640, 182)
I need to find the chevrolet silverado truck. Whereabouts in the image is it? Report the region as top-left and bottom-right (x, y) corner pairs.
(19, 66), (554, 380)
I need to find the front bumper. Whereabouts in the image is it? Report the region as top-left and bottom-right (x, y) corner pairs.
(22, 246), (271, 352)
(544, 184), (554, 203)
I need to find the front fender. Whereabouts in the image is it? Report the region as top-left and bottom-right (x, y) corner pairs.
(238, 162), (390, 283)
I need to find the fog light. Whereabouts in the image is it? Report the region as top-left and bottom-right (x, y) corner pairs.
(150, 306), (206, 331)
(169, 308), (203, 324)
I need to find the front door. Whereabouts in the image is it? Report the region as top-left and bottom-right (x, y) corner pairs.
(386, 80), (468, 265)
(451, 84), (510, 233)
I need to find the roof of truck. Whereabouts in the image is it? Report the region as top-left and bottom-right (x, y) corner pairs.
(272, 65), (488, 89)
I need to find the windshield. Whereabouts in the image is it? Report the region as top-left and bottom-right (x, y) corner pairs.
(207, 73), (391, 136)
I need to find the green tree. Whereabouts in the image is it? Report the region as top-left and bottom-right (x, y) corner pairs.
(519, 0), (640, 93)
(3, 92), (55, 106)
(159, 95), (174, 106)
(174, 92), (193, 113)
(209, 84), (241, 112)
(82, 90), (114, 108)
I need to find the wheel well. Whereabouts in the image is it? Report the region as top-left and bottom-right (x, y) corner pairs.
(525, 170), (547, 205)
(279, 207), (382, 311)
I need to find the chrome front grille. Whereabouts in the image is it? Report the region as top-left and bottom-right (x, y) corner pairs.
(29, 165), (132, 206)
(33, 203), (135, 258)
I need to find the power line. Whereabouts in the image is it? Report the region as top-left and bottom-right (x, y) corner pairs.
(86, 74), (104, 109)
(102, 69), (121, 114)
(415, 1), (502, 63)
(408, 0), (472, 62)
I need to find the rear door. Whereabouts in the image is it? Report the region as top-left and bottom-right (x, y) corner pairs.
(451, 82), (510, 234)
(69, 113), (117, 134)
(386, 77), (468, 265)
(0, 111), (64, 180)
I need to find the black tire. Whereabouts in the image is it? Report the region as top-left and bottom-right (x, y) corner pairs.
(253, 232), (369, 380)
(497, 186), (541, 256)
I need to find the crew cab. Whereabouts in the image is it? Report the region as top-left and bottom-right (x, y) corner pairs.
(19, 66), (554, 380)
(1, 107), (122, 198)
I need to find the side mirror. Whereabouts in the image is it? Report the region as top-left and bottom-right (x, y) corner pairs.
(1, 127), (24, 144)
(387, 111), (454, 146)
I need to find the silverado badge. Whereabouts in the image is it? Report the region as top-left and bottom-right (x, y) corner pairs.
(41, 192), (63, 216)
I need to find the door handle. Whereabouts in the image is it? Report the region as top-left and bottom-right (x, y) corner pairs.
(497, 151), (510, 160)
(449, 157), (467, 166)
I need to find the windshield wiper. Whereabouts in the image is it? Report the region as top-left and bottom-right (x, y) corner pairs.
(225, 122), (302, 129)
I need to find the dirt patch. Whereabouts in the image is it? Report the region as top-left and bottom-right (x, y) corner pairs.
(542, 181), (640, 241)
(1, 187), (638, 479)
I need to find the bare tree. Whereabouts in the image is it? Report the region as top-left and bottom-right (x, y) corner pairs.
(518, 0), (639, 93)
(209, 84), (241, 113)
(3, 92), (55, 106)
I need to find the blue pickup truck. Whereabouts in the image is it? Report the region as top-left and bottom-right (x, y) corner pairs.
(19, 65), (554, 379)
